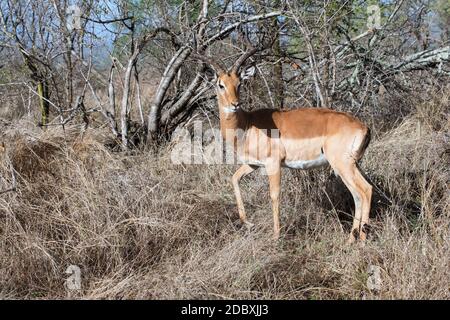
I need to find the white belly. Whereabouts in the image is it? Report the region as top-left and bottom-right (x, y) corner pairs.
(282, 153), (328, 170)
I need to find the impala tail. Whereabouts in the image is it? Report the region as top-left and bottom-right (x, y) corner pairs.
(355, 127), (371, 162)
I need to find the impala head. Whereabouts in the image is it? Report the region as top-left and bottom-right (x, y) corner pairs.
(193, 48), (257, 113)
(215, 65), (256, 113)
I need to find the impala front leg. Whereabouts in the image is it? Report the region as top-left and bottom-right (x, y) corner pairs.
(232, 164), (257, 228)
(267, 163), (281, 239)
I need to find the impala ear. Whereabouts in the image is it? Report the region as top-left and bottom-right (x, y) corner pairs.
(240, 65), (256, 80)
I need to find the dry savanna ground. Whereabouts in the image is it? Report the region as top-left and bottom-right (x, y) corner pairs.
(0, 93), (448, 300)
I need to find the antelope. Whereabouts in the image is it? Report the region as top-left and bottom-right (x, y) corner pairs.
(193, 48), (372, 244)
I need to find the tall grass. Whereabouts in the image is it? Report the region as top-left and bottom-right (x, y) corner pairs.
(0, 95), (448, 299)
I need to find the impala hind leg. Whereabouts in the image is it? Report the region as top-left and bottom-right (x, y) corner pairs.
(232, 164), (257, 228)
(336, 164), (372, 243)
(353, 167), (372, 241)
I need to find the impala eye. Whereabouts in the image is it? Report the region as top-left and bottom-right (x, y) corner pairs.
(218, 83), (225, 90)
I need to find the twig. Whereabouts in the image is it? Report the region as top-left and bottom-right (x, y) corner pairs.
(0, 157), (17, 195)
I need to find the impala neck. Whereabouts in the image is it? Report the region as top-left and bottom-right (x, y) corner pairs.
(218, 98), (248, 145)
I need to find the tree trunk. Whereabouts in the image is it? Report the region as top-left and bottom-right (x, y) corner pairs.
(120, 56), (137, 149)
(37, 80), (49, 128)
(272, 18), (284, 109)
(147, 47), (192, 141)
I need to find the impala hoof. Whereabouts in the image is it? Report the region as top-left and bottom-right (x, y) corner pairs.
(360, 223), (370, 241)
(347, 229), (358, 245)
(272, 232), (280, 241)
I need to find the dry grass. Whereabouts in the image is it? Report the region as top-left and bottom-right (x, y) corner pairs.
(0, 100), (448, 299)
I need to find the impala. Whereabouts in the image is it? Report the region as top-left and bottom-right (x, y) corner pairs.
(194, 48), (372, 243)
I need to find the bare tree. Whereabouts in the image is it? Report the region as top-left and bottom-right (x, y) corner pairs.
(0, 0), (448, 149)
